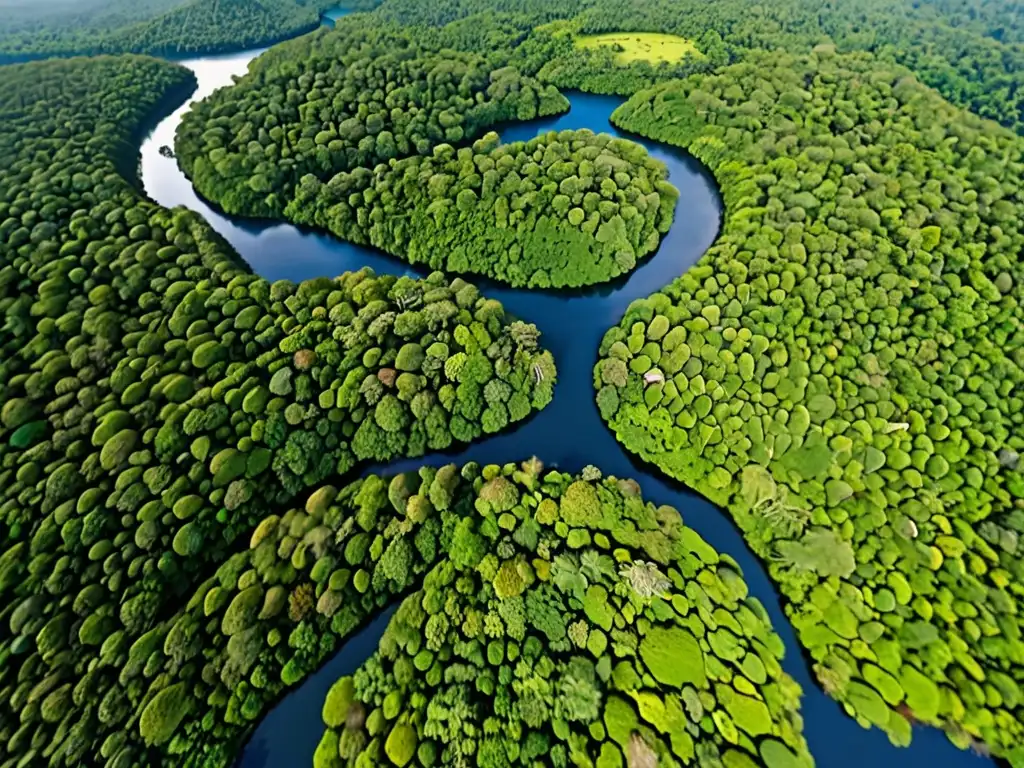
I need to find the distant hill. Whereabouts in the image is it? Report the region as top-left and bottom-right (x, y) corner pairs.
(0, 0), (373, 62)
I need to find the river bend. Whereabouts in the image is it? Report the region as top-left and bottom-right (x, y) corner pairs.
(138, 44), (991, 768)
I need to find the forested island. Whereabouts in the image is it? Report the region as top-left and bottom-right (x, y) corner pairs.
(0, 1), (1021, 767)
(174, 28), (676, 288)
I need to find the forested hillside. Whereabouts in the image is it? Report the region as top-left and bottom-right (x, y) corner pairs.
(0, 0), (189, 43)
(597, 50), (1023, 761)
(0, 0), (370, 61)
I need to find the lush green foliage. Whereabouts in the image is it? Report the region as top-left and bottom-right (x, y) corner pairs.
(310, 462), (811, 768)
(916, 0), (1024, 44)
(286, 128), (676, 287)
(546, 0), (1024, 132)
(175, 21), (675, 287)
(0, 54), (555, 767)
(4, 0), (1022, 133)
(595, 50), (1023, 760)
(363, 0), (1024, 134)
(0, 0), (364, 62)
(0, 0), (187, 43)
(176, 23), (569, 220)
(3, 0), (1023, 765)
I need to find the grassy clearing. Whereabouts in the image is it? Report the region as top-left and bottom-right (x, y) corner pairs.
(576, 32), (702, 64)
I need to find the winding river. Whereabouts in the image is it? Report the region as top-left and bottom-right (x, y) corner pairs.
(138, 34), (993, 768)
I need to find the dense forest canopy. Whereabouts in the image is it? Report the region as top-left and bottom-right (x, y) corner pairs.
(165, 1), (1023, 762)
(1, 0), (1023, 766)
(0, 0), (370, 61)
(285, 128), (676, 288)
(1, 0), (1022, 134)
(0, 54), (555, 767)
(915, 0), (1024, 43)
(366, 0), (1024, 134)
(175, 27), (569, 219)
(174, 22), (676, 288)
(597, 49), (1023, 761)
(0, 0), (189, 30)
(307, 463), (812, 768)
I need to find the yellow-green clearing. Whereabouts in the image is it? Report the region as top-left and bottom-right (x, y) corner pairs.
(576, 32), (702, 64)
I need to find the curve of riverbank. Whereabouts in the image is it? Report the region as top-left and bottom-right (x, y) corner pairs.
(138, 45), (993, 768)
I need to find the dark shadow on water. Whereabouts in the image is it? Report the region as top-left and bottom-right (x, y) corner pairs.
(139, 43), (995, 768)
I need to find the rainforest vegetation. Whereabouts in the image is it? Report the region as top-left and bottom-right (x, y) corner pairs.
(367, 0), (1024, 134)
(175, 26), (675, 288)
(0, 0), (373, 62)
(310, 463), (811, 768)
(3, 0), (1023, 131)
(0, 440), (816, 767)
(0, 54), (559, 767)
(595, 50), (1023, 762)
(283, 128), (676, 288)
(175, 31), (570, 220)
(2, 0), (1023, 766)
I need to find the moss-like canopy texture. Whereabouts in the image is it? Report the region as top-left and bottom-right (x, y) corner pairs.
(286, 128), (677, 289)
(370, 0), (1024, 136)
(4, 0), (1024, 764)
(0, 0), (364, 63)
(174, 21), (677, 289)
(102, 459), (810, 766)
(175, 26), (571, 221)
(312, 462), (811, 768)
(595, 50), (1023, 760)
(0, 55), (554, 768)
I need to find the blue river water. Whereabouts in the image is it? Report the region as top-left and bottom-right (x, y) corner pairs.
(321, 6), (354, 25)
(137, 32), (993, 768)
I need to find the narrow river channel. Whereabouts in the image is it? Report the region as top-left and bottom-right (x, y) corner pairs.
(138, 29), (993, 768)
